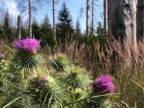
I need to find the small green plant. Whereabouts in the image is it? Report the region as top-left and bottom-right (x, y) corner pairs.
(29, 75), (64, 108)
(50, 54), (71, 71)
(0, 39), (120, 108)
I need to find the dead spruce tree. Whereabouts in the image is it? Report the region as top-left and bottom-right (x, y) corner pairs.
(28, 0), (32, 37)
(17, 15), (22, 39)
(107, 0), (137, 47)
(86, 0), (90, 36)
(104, 0), (108, 33)
(52, 0), (57, 45)
(137, 0), (144, 40)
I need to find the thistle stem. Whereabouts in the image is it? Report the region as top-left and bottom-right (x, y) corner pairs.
(72, 88), (77, 108)
(21, 69), (28, 92)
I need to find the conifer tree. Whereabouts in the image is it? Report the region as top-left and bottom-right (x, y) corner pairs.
(52, 0), (57, 45)
(17, 15), (22, 39)
(32, 19), (41, 39)
(3, 10), (12, 40)
(86, 0), (90, 36)
(40, 15), (55, 48)
(57, 3), (73, 51)
(75, 19), (81, 38)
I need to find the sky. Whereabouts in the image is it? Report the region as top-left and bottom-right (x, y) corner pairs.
(0, 0), (103, 32)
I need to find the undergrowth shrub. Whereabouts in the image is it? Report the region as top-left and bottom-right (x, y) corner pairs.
(65, 36), (144, 108)
(0, 37), (118, 108)
(4, 35), (144, 107)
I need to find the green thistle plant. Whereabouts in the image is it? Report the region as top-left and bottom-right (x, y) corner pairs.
(49, 54), (92, 107)
(0, 60), (9, 73)
(50, 54), (71, 71)
(29, 75), (64, 108)
(0, 59), (9, 107)
(14, 51), (43, 70)
(0, 60), (9, 80)
(14, 38), (41, 70)
(0, 38), (43, 107)
(64, 66), (91, 89)
(1, 43), (118, 108)
(83, 75), (116, 108)
(0, 59), (9, 93)
(62, 66), (91, 107)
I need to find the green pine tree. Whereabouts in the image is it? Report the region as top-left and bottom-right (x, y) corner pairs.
(96, 22), (106, 37)
(75, 19), (81, 39)
(3, 10), (13, 40)
(32, 19), (41, 39)
(57, 2), (73, 51)
(40, 15), (55, 48)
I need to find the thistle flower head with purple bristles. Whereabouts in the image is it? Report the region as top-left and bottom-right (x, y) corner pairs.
(15, 38), (40, 54)
(93, 74), (115, 94)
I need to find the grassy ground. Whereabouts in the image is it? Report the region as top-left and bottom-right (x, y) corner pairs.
(0, 38), (144, 108)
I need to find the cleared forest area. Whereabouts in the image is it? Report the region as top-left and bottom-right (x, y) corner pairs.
(0, 0), (144, 108)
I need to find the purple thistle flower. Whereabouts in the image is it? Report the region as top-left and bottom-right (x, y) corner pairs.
(15, 38), (40, 54)
(93, 75), (115, 93)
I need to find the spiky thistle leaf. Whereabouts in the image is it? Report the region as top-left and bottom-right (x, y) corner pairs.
(29, 75), (64, 108)
(50, 54), (71, 71)
(64, 66), (91, 89)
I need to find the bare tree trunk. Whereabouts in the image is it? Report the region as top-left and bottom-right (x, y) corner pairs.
(137, 0), (144, 40)
(108, 0), (124, 41)
(108, 0), (137, 47)
(86, 0), (90, 36)
(104, 0), (108, 33)
(28, 0), (32, 37)
(130, 0), (137, 48)
(123, 0), (137, 47)
(17, 15), (22, 39)
(52, 0), (57, 44)
(90, 0), (94, 35)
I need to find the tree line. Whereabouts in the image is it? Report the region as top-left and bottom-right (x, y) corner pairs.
(0, 2), (105, 52)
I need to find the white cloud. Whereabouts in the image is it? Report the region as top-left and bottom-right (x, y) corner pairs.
(3, 0), (20, 26)
(4, 0), (20, 16)
(3, 0), (30, 26)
